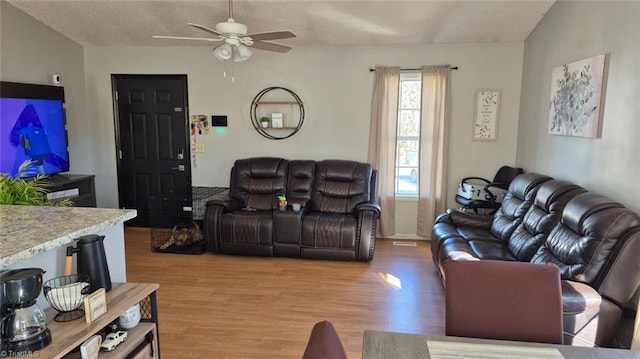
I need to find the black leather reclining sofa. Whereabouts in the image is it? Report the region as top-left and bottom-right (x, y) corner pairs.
(204, 157), (380, 261)
(431, 173), (640, 348)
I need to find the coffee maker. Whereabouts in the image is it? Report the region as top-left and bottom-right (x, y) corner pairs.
(0, 268), (52, 354)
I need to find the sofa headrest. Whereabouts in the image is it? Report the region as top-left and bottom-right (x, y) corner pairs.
(508, 173), (553, 200)
(316, 160), (373, 184)
(231, 157), (288, 209)
(534, 180), (585, 212)
(311, 160), (373, 214)
(234, 157), (287, 179)
(562, 192), (640, 236)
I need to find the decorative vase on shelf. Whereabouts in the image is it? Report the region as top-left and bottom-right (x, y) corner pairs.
(260, 117), (270, 128)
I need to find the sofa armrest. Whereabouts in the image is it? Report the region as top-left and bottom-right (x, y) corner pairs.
(355, 202), (380, 262)
(204, 197), (242, 253)
(436, 209), (493, 230)
(356, 202), (381, 215)
(206, 196), (242, 212)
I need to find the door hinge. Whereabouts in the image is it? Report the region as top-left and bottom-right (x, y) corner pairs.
(115, 91), (118, 101)
(118, 150), (122, 160)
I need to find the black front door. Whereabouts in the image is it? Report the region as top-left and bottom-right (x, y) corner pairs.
(113, 75), (191, 227)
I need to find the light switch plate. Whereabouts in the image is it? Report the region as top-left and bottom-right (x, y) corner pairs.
(195, 144), (206, 153)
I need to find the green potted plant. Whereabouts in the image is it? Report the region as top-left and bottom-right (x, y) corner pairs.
(0, 160), (71, 206)
(259, 117), (270, 128)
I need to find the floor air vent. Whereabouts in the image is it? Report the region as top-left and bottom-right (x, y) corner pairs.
(392, 241), (417, 247)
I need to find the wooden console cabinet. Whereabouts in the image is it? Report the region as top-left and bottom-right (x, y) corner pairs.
(45, 174), (96, 207)
(39, 283), (160, 359)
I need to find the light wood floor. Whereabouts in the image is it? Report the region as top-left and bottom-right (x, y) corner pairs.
(124, 228), (445, 359)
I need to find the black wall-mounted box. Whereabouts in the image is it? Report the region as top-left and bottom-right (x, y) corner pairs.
(211, 115), (228, 127)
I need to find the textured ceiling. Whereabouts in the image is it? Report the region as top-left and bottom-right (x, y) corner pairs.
(7, 0), (555, 47)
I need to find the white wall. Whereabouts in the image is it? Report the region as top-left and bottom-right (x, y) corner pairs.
(2, 1), (525, 236)
(517, 1), (640, 214)
(0, 2), (93, 174)
(85, 42), (524, 235)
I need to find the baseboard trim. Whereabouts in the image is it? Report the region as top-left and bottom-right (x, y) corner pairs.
(381, 234), (429, 241)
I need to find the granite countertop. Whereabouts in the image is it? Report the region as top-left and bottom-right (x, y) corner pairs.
(0, 205), (136, 269)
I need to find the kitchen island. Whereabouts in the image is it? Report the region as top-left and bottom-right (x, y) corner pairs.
(0, 205), (136, 309)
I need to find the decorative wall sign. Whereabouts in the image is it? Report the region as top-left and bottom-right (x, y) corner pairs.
(473, 89), (500, 141)
(84, 288), (107, 323)
(548, 54), (606, 138)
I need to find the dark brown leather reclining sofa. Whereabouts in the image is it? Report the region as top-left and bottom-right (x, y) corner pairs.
(204, 157), (380, 261)
(431, 173), (640, 348)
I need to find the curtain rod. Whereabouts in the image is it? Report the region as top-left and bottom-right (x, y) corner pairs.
(369, 66), (458, 72)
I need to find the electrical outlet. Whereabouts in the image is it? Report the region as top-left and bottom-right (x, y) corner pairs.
(195, 144), (206, 153)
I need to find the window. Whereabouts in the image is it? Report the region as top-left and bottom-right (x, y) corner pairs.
(395, 72), (421, 196)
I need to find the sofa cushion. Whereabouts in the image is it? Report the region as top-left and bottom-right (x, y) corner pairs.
(489, 173), (552, 241)
(220, 211), (274, 246)
(531, 193), (640, 285)
(507, 180), (585, 261)
(468, 240), (517, 261)
(431, 173), (550, 268)
(455, 227), (495, 241)
(302, 213), (356, 249)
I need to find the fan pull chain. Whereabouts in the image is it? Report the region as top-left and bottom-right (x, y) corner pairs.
(231, 60), (235, 83)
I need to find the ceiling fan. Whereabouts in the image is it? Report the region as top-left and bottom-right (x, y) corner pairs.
(153, 0), (296, 62)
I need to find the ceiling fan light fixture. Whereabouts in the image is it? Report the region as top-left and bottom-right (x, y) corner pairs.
(213, 43), (233, 60)
(233, 45), (252, 62)
(155, 0), (296, 64)
(215, 19), (248, 36)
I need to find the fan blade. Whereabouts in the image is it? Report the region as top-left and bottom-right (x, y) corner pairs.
(153, 35), (223, 42)
(244, 31), (296, 41)
(189, 23), (225, 37)
(251, 41), (292, 53)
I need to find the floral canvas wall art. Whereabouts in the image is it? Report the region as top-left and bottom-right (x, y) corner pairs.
(548, 54), (606, 138)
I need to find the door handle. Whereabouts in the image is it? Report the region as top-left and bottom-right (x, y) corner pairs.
(172, 165), (185, 171)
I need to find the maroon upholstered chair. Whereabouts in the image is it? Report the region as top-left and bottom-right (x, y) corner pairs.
(302, 321), (348, 359)
(444, 259), (563, 344)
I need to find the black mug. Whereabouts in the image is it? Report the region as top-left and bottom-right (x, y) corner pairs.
(67, 235), (112, 293)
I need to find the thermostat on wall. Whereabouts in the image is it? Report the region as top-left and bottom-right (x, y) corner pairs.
(211, 115), (227, 127)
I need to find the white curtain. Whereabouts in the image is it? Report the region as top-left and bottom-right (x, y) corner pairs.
(417, 65), (451, 237)
(368, 66), (400, 236)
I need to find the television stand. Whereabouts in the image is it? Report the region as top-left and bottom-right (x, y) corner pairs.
(45, 174), (96, 207)
(49, 173), (72, 181)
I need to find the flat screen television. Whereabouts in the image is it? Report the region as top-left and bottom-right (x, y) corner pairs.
(0, 81), (70, 178)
